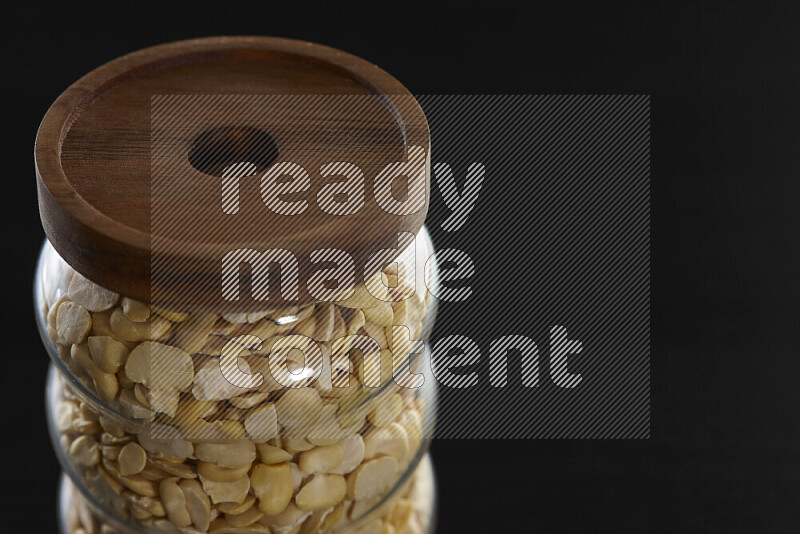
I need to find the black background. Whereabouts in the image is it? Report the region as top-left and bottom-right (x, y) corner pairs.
(4, 1), (800, 532)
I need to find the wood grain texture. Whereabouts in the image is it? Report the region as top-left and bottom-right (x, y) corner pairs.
(35, 37), (430, 310)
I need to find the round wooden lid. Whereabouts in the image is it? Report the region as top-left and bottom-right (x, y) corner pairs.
(35, 37), (429, 311)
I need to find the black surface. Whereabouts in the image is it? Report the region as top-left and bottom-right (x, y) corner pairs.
(4, 1), (799, 532)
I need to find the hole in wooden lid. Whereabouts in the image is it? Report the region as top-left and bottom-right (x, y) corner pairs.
(188, 126), (279, 177)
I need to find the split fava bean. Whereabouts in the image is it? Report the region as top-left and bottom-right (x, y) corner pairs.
(299, 444), (344, 474)
(284, 437), (315, 453)
(255, 443), (293, 464)
(363, 423), (410, 463)
(137, 428), (193, 459)
(110, 309), (171, 342)
(193, 359), (255, 402)
(159, 478), (192, 527)
(54, 399), (77, 432)
(121, 297), (150, 322)
(87, 336), (128, 374)
(195, 441), (256, 469)
(57, 302), (92, 344)
(331, 435), (365, 476)
(118, 442), (147, 476)
(198, 462), (252, 483)
(118, 389), (153, 419)
(68, 273), (119, 312)
(295, 474), (347, 511)
(69, 435), (100, 466)
(225, 505), (264, 527)
(230, 392), (269, 410)
(200, 474), (250, 505)
(147, 388), (180, 418)
(125, 492), (166, 517)
(150, 305), (190, 322)
(71, 343), (118, 402)
(214, 494), (256, 515)
(148, 457), (196, 479)
(215, 495), (256, 515)
(180, 479), (212, 531)
(250, 463), (293, 516)
(318, 500), (348, 531)
(348, 457), (399, 500)
(258, 502), (311, 531)
(125, 342), (193, 391)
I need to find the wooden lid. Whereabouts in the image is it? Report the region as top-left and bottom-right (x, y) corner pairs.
(35, 37), (429, 311)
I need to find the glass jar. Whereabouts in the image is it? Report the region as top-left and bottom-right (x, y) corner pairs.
(39, 228), (437, 532)
(35, 37), (439, 534)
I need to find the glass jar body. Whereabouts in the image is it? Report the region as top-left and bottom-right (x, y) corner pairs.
(38, 227), (439, 534)
(58, 456), (436, 534)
